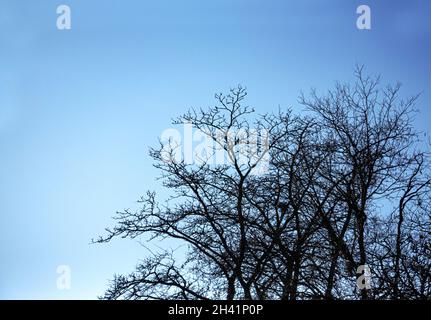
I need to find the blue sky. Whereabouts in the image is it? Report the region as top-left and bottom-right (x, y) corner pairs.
(0, 0), (430, 299)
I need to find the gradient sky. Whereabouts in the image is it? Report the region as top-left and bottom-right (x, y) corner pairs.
(0, 0), (430, 299)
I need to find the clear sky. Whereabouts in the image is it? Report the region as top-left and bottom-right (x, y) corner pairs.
(0, 0), (430, 299)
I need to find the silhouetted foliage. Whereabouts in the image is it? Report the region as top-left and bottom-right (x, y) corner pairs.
(94, 67), (431, 300)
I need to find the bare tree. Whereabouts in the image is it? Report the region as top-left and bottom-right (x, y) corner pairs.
(95, 68), (431, 300)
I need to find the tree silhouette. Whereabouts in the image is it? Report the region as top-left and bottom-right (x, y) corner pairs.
(94, 67), (431, 300)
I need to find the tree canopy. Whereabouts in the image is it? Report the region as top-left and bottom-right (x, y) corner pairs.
(95, 67), (431, 300)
